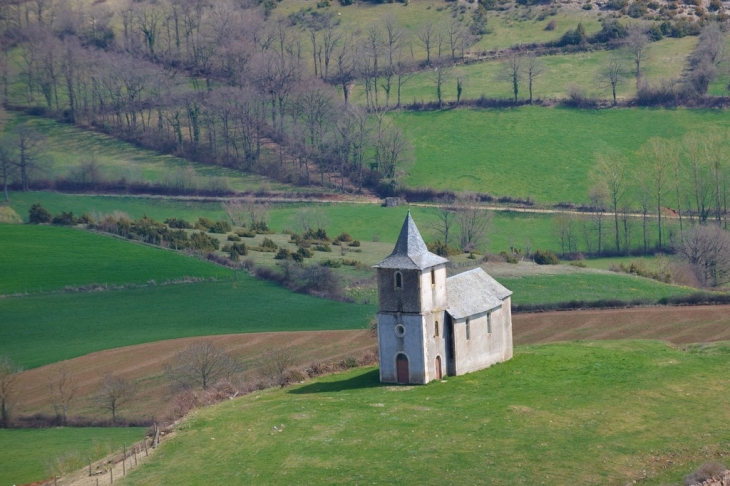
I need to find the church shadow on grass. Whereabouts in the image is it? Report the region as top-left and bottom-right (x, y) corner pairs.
(288, 369), (382, 394)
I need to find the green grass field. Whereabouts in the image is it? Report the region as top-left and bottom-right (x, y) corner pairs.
(2, 113), (296, 193)
(0, 279), (375, 369)
(362, 36), (696, 105)
(501, 272), (695, 304)
(0, 427), (145, 486)
(122, 340), (730, 485)
(396, 106), (730, 204)
(0, 225), (233, 295)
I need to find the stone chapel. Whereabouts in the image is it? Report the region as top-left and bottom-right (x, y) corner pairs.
(374, 212), (514, 385)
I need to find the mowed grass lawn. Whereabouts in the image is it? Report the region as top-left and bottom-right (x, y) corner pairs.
(0, 279), (375, 369)
(123, 341), (730, 485)
(0, 225), (233, 294)
(0, 428), (145, 486)
(397, 106), (730, 203)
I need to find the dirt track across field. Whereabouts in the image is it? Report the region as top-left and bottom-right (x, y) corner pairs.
(16, 305), (730, 420)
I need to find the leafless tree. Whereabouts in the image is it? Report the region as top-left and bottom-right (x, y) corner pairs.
(624, 25), (650, 87)
(10, 124), (50, 191)
(677, 225), (730, 286)
(553, 213), (576, 255)
(446, 19), (465, 61)
(455, 193), (492, 251)
(296, 206), (330, 233)
(430, 66), (449, 109)
(222, 199), (247, 226)
(164, 341), (242, 391)
(520, 54), (544, 105)
(593, 152), (629, 252)
(373, 120), (413, 181)
(0, 139), (15, 202)
(589, 184), (608, 254)
(243, 196), (270, 230)
(258, 347), (298, 388)
(640, 137), (672, 249)
(416, 21), (436, 66)
(596, 56), (627, 105)
(701, 130), (729, 228)
(684, 132), (713, 224)
(96, 372), (136, 423)
(496, 54), (523, 102)
(47, 364), (78, 425)
(0, 356), (22, 428)
(428, 199), (457, 247)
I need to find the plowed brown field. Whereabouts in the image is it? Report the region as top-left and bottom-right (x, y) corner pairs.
(16, 305), (730, 420)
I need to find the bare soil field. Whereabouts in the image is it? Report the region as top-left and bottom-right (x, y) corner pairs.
(15, 305), (730, 421)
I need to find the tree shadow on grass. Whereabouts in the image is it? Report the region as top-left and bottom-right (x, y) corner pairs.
(288, 369), (382, 394)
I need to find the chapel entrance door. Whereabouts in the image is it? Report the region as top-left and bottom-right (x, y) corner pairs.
(396, 354), (409, 384)
(435, 356), (443, 380)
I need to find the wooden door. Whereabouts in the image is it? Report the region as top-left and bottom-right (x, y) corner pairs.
(396, 354), (409, 384)
(435, 356), (443, 380)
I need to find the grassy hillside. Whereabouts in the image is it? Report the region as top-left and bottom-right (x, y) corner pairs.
(2, 114), (294, 193)
(0, 428), (145, 486)
(501, 272), (695, 304)
(123, 340), (730, 485)
(0, 225), (233, 295)
(397, 107), (730, 203)
(353, 36), (696, 105)
(0, 279), (375, 369)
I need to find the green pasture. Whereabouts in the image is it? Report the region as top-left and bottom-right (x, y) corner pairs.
(0, 427), (145, 486)
(362, 36), (696, 105)
(123, 340), (730, 485)
(1, 113), (294, 193)
(501, 272), (694, 304)
(396, 106), (730, 204)
(0, 279), (375, 369)
(7, 191), (668, 254)
(0, 225), (233, 295)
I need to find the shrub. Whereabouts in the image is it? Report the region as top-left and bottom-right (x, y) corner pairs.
(545, 19), (557, 31)
(165, 218), (192, 229)
(315, 244), (332, 252)
(321, 258), (342, 268)
(534, 250), (560, 265)
(582, 2), (593, 9)
(606, 0), (629, 9)
(210, 220), (232, 234)
(28, 203), (52, 224)
(261, 238), (278, 250)
(683, 462), (727, 485)
(627, 1), (648, 17)
(52, 211), (79, 226)
(228, 234), (241, 242)
(189, 232), (219, 252)
(500, 251), (519, 264)
(334, 232), (353, 244)
(194, 217), (215, 231)
(275, 248), (293, 260)
(297, 247), (313, 259)
(78, 213), (94, 225)
(348, 240), (361, 247)
(236, 229), (256, 238)
(427, 240), (461, 256)
(709, 0), (722, 10)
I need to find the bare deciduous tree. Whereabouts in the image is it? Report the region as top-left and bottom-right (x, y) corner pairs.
(296, 206), (330, 233)
(640, 137), (672, 249)
(0, 356), (21, 428)
(47, 364), (78, 425)
(96, 372), (136, 423)
(429, 200), (457, 247)
(593, 152), (629, 252)
(0, 139), (15, 202)
(523, 54), (545, 104)
(164, 341), (242, 391)
(624, 25), (650, 87)
(596, 56), (627, 105)
(416, 21), (436, 66)
(455, 193), (492, 252)
(258, 347), (298, 388)
(677, 225), (730, 286)
(10, 124), (50, 192)
(222, 199), (247, 226)
(496, 54), (522, 102)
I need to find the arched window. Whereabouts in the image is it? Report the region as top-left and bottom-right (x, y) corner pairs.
(394, 271), (403, 289)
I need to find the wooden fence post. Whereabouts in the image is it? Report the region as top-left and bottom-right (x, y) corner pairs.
(144, 439), (148, 457)
(122, 444), (126, 476)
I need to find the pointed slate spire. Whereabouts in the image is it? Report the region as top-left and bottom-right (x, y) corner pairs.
(373, 211), (449, 270)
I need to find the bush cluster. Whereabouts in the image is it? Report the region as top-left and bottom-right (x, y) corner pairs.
(609, 261), (671, 283)
(534, 250), (560, 265)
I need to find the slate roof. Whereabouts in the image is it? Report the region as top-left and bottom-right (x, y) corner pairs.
(445, 268), (512, 320)
(373, 212), (449, 270)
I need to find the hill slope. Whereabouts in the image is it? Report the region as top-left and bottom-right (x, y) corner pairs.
(123, 340), (730, 485)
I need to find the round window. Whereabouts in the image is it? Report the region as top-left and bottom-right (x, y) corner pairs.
(394, 324), (406, 337)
